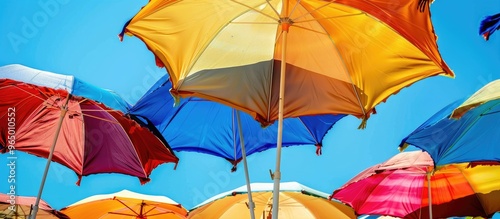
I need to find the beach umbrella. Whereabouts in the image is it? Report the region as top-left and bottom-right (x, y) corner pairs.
(188, 182), (355, 219)
(399, 80), (500, 166)
(0, 193), (69, 219)
(129, 74), (345, 218)
(479, 12), (500, 41)
(331, 151), (500, 219)
(60, 190), (188, 219)
(0, 64), (179, 218)
(119, 1), (453, 217)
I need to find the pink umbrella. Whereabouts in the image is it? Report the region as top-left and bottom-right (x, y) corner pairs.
(0, 193), (69, 219)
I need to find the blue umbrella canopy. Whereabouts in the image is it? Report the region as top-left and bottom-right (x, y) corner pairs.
(479, 12), (500, 41)
(129, 75), (345, 170)
(399, 80), (500, 166)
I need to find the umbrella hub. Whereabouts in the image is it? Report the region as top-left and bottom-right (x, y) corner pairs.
(279, 17), (293, 32)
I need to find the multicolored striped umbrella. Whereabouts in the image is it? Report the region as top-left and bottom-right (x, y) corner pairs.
(331, 151), (500, 219)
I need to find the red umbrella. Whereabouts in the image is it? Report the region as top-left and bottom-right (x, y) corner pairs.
(0, 64), (179, 218)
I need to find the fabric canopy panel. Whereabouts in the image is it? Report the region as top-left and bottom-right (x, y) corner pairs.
(189, 182), (356, 219)
(129, 75), (345, 169)
(400, 80), (500, 166)
(331, 151), (500, 219)
(61, 190), (188, 218)
(121, 0), (453, 126)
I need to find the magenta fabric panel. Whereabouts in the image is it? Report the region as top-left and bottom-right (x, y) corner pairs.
(333, 168), (426, 217)
(80, 102), (145, 178)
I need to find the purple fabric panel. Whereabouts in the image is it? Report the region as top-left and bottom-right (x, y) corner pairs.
(80, 102), (145, 177)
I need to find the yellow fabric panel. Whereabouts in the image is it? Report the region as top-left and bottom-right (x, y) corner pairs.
(188, 192), (355, 219)
(300, 1), (449, 112)
(428, 163), (500, 216)
(127, 0), (264, 84)
(189, 1), (278, 74)
(331, 0), (453, 77)
(457, 163), (500, 215)
(274, 2), (351, 82)
(452, 80), (500, 118)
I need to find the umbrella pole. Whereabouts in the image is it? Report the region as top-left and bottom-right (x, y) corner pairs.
(236, 110), (256, 219)
(272, 16), (290, 219)
(30, 95), (70, 219)
(427, 171), (433, 219)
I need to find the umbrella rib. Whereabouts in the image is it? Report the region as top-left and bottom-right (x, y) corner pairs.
(142, 205), (157, 215)
(231, 109), (238, 165)
(481, 109), (500, 116)
(11, 85), (54, 103)
(293, 13), (365, 24)
(77, 112), (121, 125)
(296, 117), (319, 145)
(107, 212), (139, 216)
(281, 193), (319, 218)
(115, 199), (140, 216)
(290, 1), (336, 21)
(439, 101), (500, 164)
(80, 109), (122, 112)
(230, 0), (280, 22)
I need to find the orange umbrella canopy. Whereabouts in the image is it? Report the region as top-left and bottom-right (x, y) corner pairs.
(121, 0), (453, 126)
(0, 193), (69, 219)
(188, 182), (355, 219)
(61, 190), (188, 219)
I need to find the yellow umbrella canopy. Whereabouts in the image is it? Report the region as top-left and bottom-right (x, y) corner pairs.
(121, 0), (453, 126)
(120, 1), (453, 217)
(188, 182), (355, 219)
(60, 190), (188, 219)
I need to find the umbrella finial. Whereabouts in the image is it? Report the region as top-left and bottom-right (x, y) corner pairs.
(118, 19), (132, 42)
(315, 143), (322, 156)
(358, 117), (368, 129)
(417, 0), (434, 12)
(398, 143), (409, 152)
(169, 89), (181, 107)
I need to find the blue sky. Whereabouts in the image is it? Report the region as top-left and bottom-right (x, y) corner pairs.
(0, 0), (499, 218)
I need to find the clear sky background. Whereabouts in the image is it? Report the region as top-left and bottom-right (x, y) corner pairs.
(0, 0), (499, 218)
